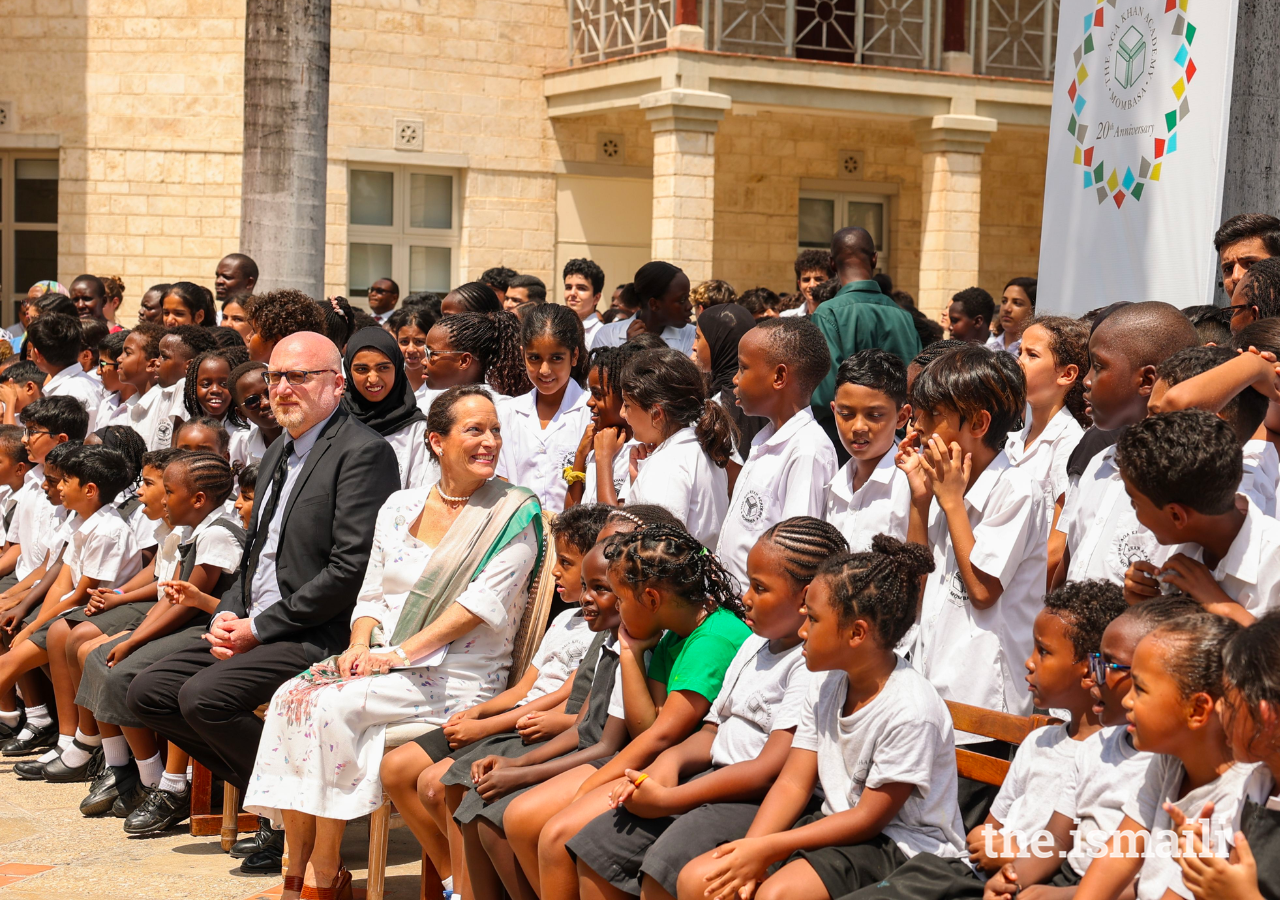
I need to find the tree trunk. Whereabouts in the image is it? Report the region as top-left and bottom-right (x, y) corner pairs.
(239, 0), (332, 301)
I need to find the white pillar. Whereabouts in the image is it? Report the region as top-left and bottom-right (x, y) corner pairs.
(640, 89), (732, 283)
(913, 114), (997, 320)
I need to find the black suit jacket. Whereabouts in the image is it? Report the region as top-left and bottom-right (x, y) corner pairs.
(214, 407), (401, 654)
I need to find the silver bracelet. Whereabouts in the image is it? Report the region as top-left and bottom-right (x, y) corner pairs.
(393, 647), (411, 666)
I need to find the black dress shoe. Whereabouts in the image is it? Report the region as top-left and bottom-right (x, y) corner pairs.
(43, 744), (103, 783)
(81, 761), (138, 816)
(112, 780), (148, 818)
(123, 785), (191, 835)
(239, 841), (284, 876)
(0, 712), (25, 742)
(1, 723), (58, 757)
(13, 757), (48, 780)
(230, 816), (280, 859)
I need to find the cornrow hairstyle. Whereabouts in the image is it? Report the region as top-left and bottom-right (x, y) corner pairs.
(1042, 579), (1127, 662)
(142, 447), (190, 473)
(131, 321), (167, 359)
(589, 343), (646, 404)
(750, 318), (832, 396)
(1148, 611), (1241, 701)
(816, 533), (935, 647)
(1221, 609), (1280, 757)
(602, 524), (746, 618)
(176, 416), (231, 455)
(604, 504), (684, 533)
(318, 295), (357, 347)
(620, 348), (738, 468)
(21, 396), (90, 442)
(521, 302), (589, 384)
(910, 338), (968, 373)
(0, 425), (29, 467)
(168, 450), (236, 506)
(425, 385), (498, 463)
(212, 326), (248, 351)
(100, 329), (130, 362)
(437, 311), (532, 397)
(1114, 594), (1202, 633)
(44, 439), (83, 473)
(61, 445), (135, 502)
(446, 282), (502, 315)
(1025, 315), (1091, 427)
(909, 344), (1026, 450)
(1241, 257), (1280, 320)
(238, 462), (259, 493)
(183, 346), (251, 423)
(550, 504), (613, 555)
(167, 324), (219, 358)
(163, 282), (217, 327)
(93, 425), (146, 493)
(761, 517), (849, 584)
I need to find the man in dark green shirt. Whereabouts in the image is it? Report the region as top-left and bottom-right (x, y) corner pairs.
(810, 227), (923, 454)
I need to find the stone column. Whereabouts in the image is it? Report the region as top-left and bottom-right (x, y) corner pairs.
(640, 89), (732, 283)
(913, 114), (997, 320)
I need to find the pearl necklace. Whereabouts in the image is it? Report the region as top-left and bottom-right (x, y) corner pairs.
(435, 481), (482, 506)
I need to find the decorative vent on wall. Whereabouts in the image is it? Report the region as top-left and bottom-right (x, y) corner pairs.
(0, 102), (14, 133)
(596, 132), (625, 163)
(394, 118), (424, 151)
(838, 149), (866, 178)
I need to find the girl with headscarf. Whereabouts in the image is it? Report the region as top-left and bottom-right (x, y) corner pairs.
(694, 302), (770, 462)
(342, 326), (437, 489)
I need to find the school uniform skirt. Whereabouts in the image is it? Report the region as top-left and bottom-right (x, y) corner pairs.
(62, 600), (157, 635)
(76, 621), (207, 728)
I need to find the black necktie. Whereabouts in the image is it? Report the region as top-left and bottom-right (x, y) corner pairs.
(246, 441), (293, 586)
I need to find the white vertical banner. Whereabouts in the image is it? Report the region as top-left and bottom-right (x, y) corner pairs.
(1037, 0), (1239, 316)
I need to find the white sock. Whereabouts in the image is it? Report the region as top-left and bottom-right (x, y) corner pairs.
(36, 747), (59, 763)
(59, 737), (93, 769)
(0, 709), (20, 728)
(137, 753), (164, 788)
(57, 733), (74, 752)
(16, 704), (51, 738)
(102, 735), (131, 768)
(158, 771), (188, 795)
(441, 877), (453, 893)
(75, 728), (101, 747)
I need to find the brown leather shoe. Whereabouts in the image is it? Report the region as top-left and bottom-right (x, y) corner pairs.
(300, 867), (352, 900)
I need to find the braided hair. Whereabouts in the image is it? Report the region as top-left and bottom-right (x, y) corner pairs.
(437, 311), (531, 397)
(589, 343), (645, 405)
(602, 524), (746, 619)
(169, 450), (236, 506)
(817, 534), (935, 647)
(604, 504), (684, 533)
(184, 346), (250, 423)
(761, 517), (849, 583)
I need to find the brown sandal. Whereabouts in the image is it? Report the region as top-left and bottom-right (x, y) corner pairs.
(299, 867), (352, 900)
(283, 875), (304, 894)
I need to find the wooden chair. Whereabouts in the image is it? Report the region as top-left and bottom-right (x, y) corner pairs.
(190, 703), (269, 850)
(944, 701), (1062, 786)
(365, 509), (559, 900)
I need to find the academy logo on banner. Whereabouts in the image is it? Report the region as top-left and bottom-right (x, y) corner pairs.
(1038, 0), (1239, 314)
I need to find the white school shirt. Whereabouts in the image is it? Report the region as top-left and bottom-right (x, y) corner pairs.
(138, 379), (186, 450)
(154, 511), (243, 590)
(1241, 438), (1279, 518)
(44, 363), (106, 432)
(229, 424), (270, 469)
(495, 379), (592, 514)
(523, 608), (593, 704)
(1158, 495), (1280, 617)
(415, 384), (443, 415)
(581, 313), (603, 347)
(985, 332), (1022, 357)
(716, 408), (836, 590)
(707, 634), (811, 768)
(1003, 405), (1084, 515)
(1059, 444), (1163, 587)
(385, 419), (438, 490)
(590, 316), (697, 356)
(64, 505), (143, 589)
(8, 466), (56, 580)
(824, 449), (912, 553)
(988, 724), (1081, 839)
(779, 305), (808, 318)
(1123, 757), (1258, 900)
(127, 385), (162, 449)
(582, 439), (639, 504)
(629, 426), (728, 548)
(914, 452), (1048, 735)
(792, 662), (966, 859)
(1055, 725), (1156, 877)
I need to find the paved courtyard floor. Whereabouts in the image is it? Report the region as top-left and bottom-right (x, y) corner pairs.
(0, 762), (426, 900)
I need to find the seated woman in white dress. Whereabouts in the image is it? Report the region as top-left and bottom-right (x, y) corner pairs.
(243, 385), (543, 900)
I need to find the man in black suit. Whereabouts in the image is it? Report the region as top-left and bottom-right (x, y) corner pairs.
(124, 331), (400, 866)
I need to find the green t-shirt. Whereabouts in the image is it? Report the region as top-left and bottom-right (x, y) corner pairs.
(646, 607), (752, 702)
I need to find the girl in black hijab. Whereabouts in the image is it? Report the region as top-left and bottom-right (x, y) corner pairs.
(694, 302), (769, 463)
(342, 326), (435, 489)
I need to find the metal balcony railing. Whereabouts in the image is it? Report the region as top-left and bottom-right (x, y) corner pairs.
(566, 0), (1059, 81)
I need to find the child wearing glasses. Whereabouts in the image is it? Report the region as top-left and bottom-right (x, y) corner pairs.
(93, 330), (134, 430)
(228, 361), (283, 467)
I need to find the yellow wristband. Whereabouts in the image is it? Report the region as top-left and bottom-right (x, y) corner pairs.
(632, 772), (649, 786)
(562, 466), (586, 485)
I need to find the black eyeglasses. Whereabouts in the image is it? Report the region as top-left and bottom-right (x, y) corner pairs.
(1088, 652), (1131, 684)
(262, 369), (336, 386)
(97, 360), (118, 370)
(239, 392), (266, 410)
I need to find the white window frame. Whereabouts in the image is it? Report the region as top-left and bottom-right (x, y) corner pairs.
(1, 151), (60, 327)
(797, 189), (891, 272)
(346, 163), (461, 304)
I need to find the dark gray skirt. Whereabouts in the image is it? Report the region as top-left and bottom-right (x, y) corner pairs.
(76, 623), (208, 728)
(62, 600), (157, 634)
(451, 750), (615, 828)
